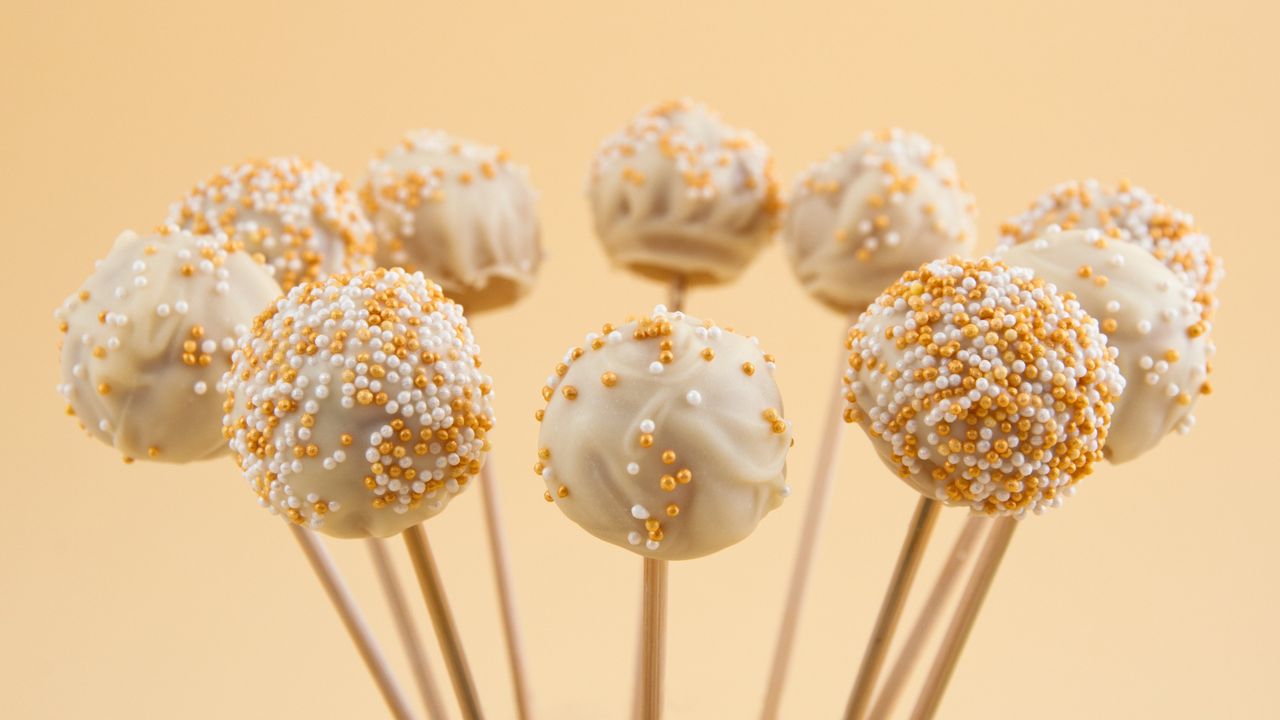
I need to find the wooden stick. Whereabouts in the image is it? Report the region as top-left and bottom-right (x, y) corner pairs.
(844, 497), (942, 720)
(287, 524), (417, 720)
(366, 538), (449, 720)
(760, 328), (855, 720)
(909, 516), (1018, 720)
(403, 524), (484, 720)
(477, 460), (534, 719)
(867, 515), (989, 720)
(641, 556), (669, 720)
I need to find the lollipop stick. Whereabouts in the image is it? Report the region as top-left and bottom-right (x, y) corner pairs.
(366, 538), (449, 720)
(844, 496), (941, 720)
(909, 516), (1017, 720)
(867, 515), (989, 720)
(761, 321), (855, 719)
(287, 524), (417, 720)
(641, 556), (669, 720)
(403, 524), (484, 720)
(477, 460), (534, 719)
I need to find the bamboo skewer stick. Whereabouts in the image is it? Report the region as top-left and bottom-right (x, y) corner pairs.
(760, 325), (855, 720)
(366, 538), (449, 720)
(641, 556), (669, 720)
(477, 460), (534, 719)
(909, 516), (1017, 720)
(844, 497), (942, 720)
(403, 524), (484, 720)
(288, 524), (417, 720)
(867, 515), (989, 720)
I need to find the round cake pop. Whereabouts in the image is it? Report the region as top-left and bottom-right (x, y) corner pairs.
(361, 130), (543, 313)
(535, 307), (793, 560)
(168, 156), (376, 292)
(999, 229), (1212, 463)
(784, 128), (978, 314)
(843, 257), (1124, 516)
(587, 99), (783, 285)
(997, 179), (1223, 315)
(223, 267), (495, 539)
(55, 229), (282, 463)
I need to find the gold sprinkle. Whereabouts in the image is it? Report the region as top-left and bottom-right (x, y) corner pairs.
(562, 385), (578, 400)
(661, 450), (676, 464)
(666, 504), (680, 517)
(543, 491), (554, 502)
(742, 362), (755, 376)
(557, 485), (570, 498)
(601, 371), (618, 387)
(639, 433), (654, 448)
(660, 475), (676, 491)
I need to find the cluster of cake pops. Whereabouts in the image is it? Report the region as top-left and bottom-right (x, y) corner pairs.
(53, 97), (1221, 720)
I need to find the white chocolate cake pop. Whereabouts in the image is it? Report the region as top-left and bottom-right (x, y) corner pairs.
(784, 129), (978, 314)
(223, 268), (495, 539)
(168, 157), (376, 292)
(361, 130), (543, 313)
(55, 229), (282, 463)
(535, 307), (793, 560)
(997, 179), (1223, 316)
(843, 257), (1124, 516)
(999, 229), (1213, 463)
(587, 99), (783, 285)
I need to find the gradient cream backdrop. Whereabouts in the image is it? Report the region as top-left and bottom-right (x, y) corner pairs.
(1, 1), (1273, 718)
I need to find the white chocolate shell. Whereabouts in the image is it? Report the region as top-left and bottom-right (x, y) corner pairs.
(537, 308), (791, 560)
(363, 130), (542, 313)
(55, 229), (282, 463)
(784, 129), (977, 313)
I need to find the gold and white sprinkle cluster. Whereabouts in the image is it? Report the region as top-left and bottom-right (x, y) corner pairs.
(844, 257), (1124, 516)
(167, 156), (376, 292)
(222, 268), (495, 539)
(998, 179), (1222, 317)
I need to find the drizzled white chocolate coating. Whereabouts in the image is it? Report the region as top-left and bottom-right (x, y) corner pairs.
(362, 130), (542, 313)
(998, 179), (1222, 316)
(55, 229), (281, 463)
(223, 268), (495, 539)
(843, 258), (1123, 516)
(999, 230), (1213, 463)
(785, 129), (978, 313)
(536, 307), (792, 560)
(168, 156), (376, 291)
(587, 99), (783, 285)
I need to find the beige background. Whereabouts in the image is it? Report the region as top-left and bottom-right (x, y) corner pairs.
(1, 1), (1274, 717)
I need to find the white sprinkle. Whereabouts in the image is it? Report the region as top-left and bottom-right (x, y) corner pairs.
(631, 504), (649, 520)
(648, 361), (663, 374)
(686, 390), (702, 406)
(640, 419), (655, 433)
(627, 462), (640, 475)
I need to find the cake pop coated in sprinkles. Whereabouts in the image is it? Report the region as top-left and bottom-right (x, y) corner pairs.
(587, 99), (783, 285)
(223, 268), (495, 539)
(998, 179), (1223, 316)
(55, 229), (282, 463)
(361, 130), (543, 313)
(843, 257), (1124, 516)
(167, 157), (376, 292)
(999, 230), (1213, 463)
(536, 307), (792, 560)
(784, 129), (978, 314)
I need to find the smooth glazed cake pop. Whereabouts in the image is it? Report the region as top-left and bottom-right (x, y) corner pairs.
(361, 130), (542, 313)
(843, 257), (1124, 516)
(535, 307), (792, 560)
(587, 99), (783, 285)
(784, 129), (978, 314)
(55, 229), (282, 463)
(223, 268), (495, 539)
(999, 229), (1212, 463)
(168, 157), (376, 292)
(997, 179), (1222, 315)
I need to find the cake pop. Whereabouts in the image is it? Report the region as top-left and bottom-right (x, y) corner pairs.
(223, 267), (495, 538)
(997, 179), (1222, 316)
(784, 129), (977, 314)
(55, 228), (281, 463)
(535, 306), (792, 560)
(168, 156), (376, 292)
(999, 229), (1212, 463)
(362, 129), (542, 313)
(587, 99), (783, 286)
